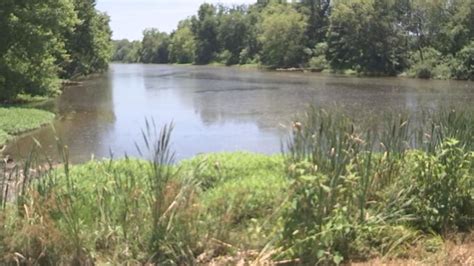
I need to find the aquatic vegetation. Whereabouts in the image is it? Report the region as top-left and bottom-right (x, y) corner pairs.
(0, 108), (55, 145)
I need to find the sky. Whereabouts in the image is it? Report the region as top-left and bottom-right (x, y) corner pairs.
(96, 0), (256, 40)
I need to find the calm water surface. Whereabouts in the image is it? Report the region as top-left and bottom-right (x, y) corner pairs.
(7, 64), (474, 162)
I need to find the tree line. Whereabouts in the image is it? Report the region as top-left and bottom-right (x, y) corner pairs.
(113, 0), (473, 80)
(0, 0), (113, 101)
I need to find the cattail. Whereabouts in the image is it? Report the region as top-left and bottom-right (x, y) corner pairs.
(292, 122), (302, 132)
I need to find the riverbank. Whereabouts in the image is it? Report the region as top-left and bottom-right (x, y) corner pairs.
(0, 107), (55, 146)
(118, 61), (472, 81)
(1, 150), (472, 264)
(1, 108), (472, 265)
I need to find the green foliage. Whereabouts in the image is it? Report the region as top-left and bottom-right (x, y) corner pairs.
(140, 29), (170, 64)
(0, 129), (9, 146)
(407, 47), (451, 79)
(216, 6), (251, 65)
(109, 0), (471, 79)
(191, 152), (287, 248)
(400, 140), (473, 233)
(63, 0), (113, 78)
(179, 152), (284, 190)
(451, 41), (474, 80)
(1, 109), (473, 264)
(191, 4), (219, 64)
(327, 0), (408, 75)
(0, 0), (78, 100)
(111, 39), (142, 63)
(306, 42), (328, 70)
(258, 4), (307, 68)
(0, 108), (54, 145)
(0, 0), (113, 101)
(279, 107), (474, 264)
(297, 0), (331, 46)
(0, 151), (287, 264)
(169, 20), (196, 64)
(422, 109), (474, 152)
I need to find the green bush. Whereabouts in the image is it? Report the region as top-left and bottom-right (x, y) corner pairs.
(400, 139), (473, 233)
(278, 108), (474, 264)
(239, 48), (252, 65)
(451, 41), (474, 80)
(407, 47), (451, 79)
(307, 42), (328, 71)
(217, 50), (233, 66)
(308, 56), (328, 71)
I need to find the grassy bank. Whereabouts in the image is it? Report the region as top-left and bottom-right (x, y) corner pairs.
(0, 107), (55, 146)
(0, 109), (472, 264)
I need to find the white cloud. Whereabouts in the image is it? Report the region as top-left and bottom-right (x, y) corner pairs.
(96, 0), (256, 40)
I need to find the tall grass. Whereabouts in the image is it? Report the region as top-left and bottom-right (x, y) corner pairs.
(280, 107), (473, 264)
(0, 108), (472, 264)
(0, 122), (202, 264)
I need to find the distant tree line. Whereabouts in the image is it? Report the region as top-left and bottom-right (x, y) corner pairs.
(113, 0), (473, 80)
(0, 0), (113, 101)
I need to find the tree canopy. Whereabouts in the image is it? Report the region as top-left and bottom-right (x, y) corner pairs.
(112, 0), (473, 80)
(0, 0), (112, 101)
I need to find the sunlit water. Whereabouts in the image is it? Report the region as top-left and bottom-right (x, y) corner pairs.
(6, 64), (474, 163)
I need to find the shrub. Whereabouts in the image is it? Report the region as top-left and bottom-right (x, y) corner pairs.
(217, 50), (233, 66)
(451, 41), (474, 80)
(278, 107), (474, 264)
(307, 42), (328, 71)
(400, 139), (473, 233)
(239, 48), (253, 65)
(407, 47), (451, 79)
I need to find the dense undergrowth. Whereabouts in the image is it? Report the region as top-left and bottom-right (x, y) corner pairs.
(0, 108), (55, 146)
(0, 108), (472, 264)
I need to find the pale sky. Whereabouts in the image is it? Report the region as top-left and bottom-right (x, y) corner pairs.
(96, 0), (256, 40)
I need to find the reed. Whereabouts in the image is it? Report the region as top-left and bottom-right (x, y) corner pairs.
(280, 107), (473, 264)
(0, 108), (472, 264)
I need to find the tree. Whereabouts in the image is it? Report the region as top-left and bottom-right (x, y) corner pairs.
(451, 41), (474, 80)
(327, 0), (408, 75)
(139, 29), (170, 64)
(63, 0), (113, 78)
(191, 4), (219, 64)
(440, 0), (474, 55)
(298, 0), (331, 46)
(169, 20), (196, 64)
(258, 3), (307, 68)
(215, 5), (253, 65)
(112, 39), (142, 63)
(112, 39), (132, 61)
(0, 0), (78, 100)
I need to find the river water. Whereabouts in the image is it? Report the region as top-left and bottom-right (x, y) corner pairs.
(6, 64), (474, 163)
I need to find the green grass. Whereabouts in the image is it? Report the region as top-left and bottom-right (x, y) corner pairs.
(0, 130), (9, 146)
(180, 152), (288, 249)
(0, 107), (54, 145)
(179, 152), (284, 189)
